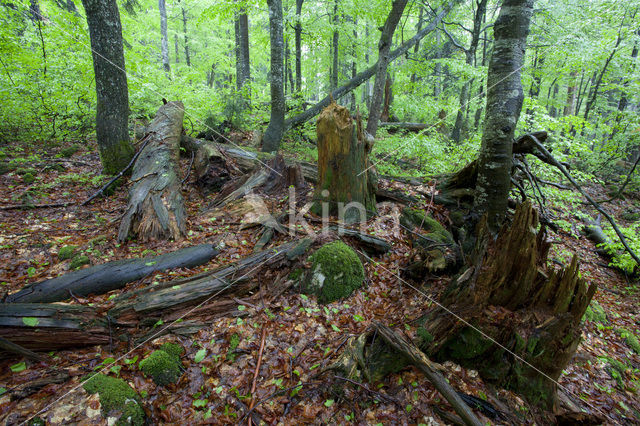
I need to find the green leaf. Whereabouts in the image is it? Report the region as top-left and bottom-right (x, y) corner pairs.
(22, 317), (39, 327)
(353, 314), (364, 322)
(324, 399), (334, 407)
(0, 387), (6, 396)
(194, 348), (207, 363)
(193, 398), (208, 408)
(145, 261), (157, 266)
(10, 362), (26, 373)
(331, 324), (341, 332)
(237, 305), (246, 311)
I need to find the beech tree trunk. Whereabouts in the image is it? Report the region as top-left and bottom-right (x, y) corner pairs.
(182, 6), (191, 66)
(118, 101), (186, 242)
(235, 2), (250, 90)
(311, 102), (376, 223)
(262, 0), (286, 152)
(159, 0), (170, 73)
(81, 0), (134, 174)
(365, 0), (408, 138)
(330, 0), (339, 91)
(474, 0), (534, 232)
(563, 71), (578, 116)
(295, 0), (303, 92)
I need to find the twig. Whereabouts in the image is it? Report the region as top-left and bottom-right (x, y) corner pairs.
(248, 325), (267, 426)
(81, 134), (152, 206)
(528, 133), (640, 267)
(333, 375), (403, 407)
(181, 150), (195, 184)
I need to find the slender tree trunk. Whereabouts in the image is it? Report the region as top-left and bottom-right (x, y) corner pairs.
(174, 33), (179, 63)
(475, 0), (534, 232)
(563, 71), (577, 116)
(411, 5), (424, 84)
(81, 0), (134, 174)
(29, 0), (41, 21)
(575, 70), (589, 116)
(330, 0), (339, 91)
(295, 0), (303, 93)
(351, 19), (357, 111)
(159, 0), (170, 73)
(262, 0), (285, 152)
(548, 83), (559, 117)
(366, 0), (409, 138)
(234, 3), (250, 90)
(182, 6), (191, 66)
(434, 29), (442, 97)
(285, 36), (294, 94)
(362, 24), (371, 106)
(584, 33), (622, 121)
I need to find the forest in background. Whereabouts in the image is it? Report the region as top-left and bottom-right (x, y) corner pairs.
(0, 0), (639, 424)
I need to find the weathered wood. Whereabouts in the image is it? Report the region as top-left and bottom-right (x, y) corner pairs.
(373, 322), (483, 426)
(0, 304), (109, 353)
(0, 337), (46, 362)
(8, 371), (70, 400)
(5, 244), (219, 304)
(312, 102), (376, 223)
(118, 101), (186, 242)
(109, 240), (303, 324)
(332, 227), (391, 255)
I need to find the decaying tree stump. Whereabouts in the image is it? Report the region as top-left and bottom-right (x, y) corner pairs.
(421, 201), (596, 410)
(118, 101), (186, 242)
(312, 102), (376, 223)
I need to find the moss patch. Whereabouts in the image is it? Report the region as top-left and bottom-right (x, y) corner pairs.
(227, 333), (241, 362)
(303, 240), (365, 304)
(617, 328), (640, 354)
(140, 349), (182, 386)
(159, 342), (184, 363)
(58, 245), (78, 260)
(60, 144), (81, 158)
(22, 173), (36, 184)
(401, 208), (454, 245)
(99, 140), (135, 175)
(15, 167), (37, 176)
(82, 374), (144, 426)
(70, 255), (90, 269)
(583, 300), (607, 324)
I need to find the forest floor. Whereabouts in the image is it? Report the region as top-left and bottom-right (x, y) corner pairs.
(0, 138), (638, 425)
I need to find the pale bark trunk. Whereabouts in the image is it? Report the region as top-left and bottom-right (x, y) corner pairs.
(235, 3), (250, 90)
(474, 0), (534, 232)
(182, 6), (191, 66)
(159, 0), (170, 73)
(295, 0), (303, 92)
(262, 0), (286, 152)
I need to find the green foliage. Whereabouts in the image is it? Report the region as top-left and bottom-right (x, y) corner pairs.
(69, 254), (90, 269)
(616, 328), (640, 354)
(304, 240), (365, 304)
(59, 144), (81, 158)
(139, 349), (182, 386)
(583, 300), (608, 324)
(82, 374), (145, 426)
(58, 245), (78, 260)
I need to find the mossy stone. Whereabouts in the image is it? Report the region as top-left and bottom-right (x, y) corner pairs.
(401, 208), (454, 245)
(159, 342), (184, 363)
(70, 255), (90, 269)
(22, 173), (36, 184)
(139, 350), (182, 386)
(82, 374), (145, 426)
(60, 144), (81, 158)
(303, 240), (365, 304)
(58, 245), (78, 260)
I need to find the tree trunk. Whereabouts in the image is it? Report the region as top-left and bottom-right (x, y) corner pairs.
(118, 101), (186, 242)
(288, 0), (460, 130)
(410, 5), (424, 84)
(563, 71), (578, 116)
(380, 73), (393, 122)
(174, 33), (179, 63)
(0, 303), (109, 353)
(365, 0), (408, 138)
(5, 245), (218, 304)
(159, 0), (171, 73)
(235, 2), (250, 90)
(422, 202), (595, 410)
(262, 0), (286, 152)
(311, 102), (376, 223)
(295, 0), (303, 92)
(182, 6), (191, 66)
(584, 32), (622, 122)
(330, 0), (339, 91)
(474, 0), (534, 233)
(81, 0), (134, 175)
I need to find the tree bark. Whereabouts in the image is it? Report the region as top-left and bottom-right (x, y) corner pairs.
(330, 0), (339, 91)
(295, 0), (303, 92)
(5, 245), (218, 304)
(584, 32), (622, 122)
(159, 0), (171, 73)
(474, 0), (534, 232)
(182, 6), (191, 66)
(287, 0), (460, 130)
(563, 71), (578, 116)
(118, 101), (186, 242)
(235, 1), (250, 90)
(262, 0), (286, 152)
(365, 0), (408, 138)
(312, 102), (376, 223)
(81, 0), (134, 175)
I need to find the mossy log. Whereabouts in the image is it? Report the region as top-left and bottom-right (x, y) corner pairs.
(5, 244), (219, 303)
(109, 240), (303, 324)
(118, 101), (186, 242)
(311, 102), (376, 223)
(421, 201), (596, 410)
(0, 303), (109, 354)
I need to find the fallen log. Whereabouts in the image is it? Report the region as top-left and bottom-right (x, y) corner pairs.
(118, 101), (187, 242)
(109, 240), (304, 324)
(0, 303), (109, 353)
(5, 244), (219, 304)
(379, 122), (430, 132)
(332, 226), (391, 255)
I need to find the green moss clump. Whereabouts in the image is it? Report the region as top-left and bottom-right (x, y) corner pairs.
(227, 333), (241, 362)
(0, 162), (15, 175)
(617, 328), (640, 354)
(401, 208), (454, 245)
(15, 167), (37, 176)
(288, 268), (304, 281)
(82, 374), (144, 426)
(89, 235), (108, 248)
(58, 245), (78, 260)
(438, 327), (493, 360)
(304, 241), (365, 304)
(159, 342), (184, 363)
(22, 173), (36, 184)
(60, 144), (81, 158)
(140, 350), (182, 386)
(70, 254), (90, 269)
(583, 300), (608, 324)
(416, 327), (434, 347)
